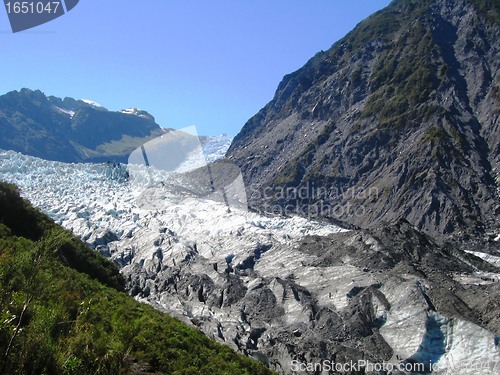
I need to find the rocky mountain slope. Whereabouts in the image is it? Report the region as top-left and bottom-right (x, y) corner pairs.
(1, 150), (499, 374)
(0, 88), (165, 163)
(226, 0), (500, 241)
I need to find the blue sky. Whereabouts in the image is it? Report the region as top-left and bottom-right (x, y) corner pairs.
(1, 1), (392, 136)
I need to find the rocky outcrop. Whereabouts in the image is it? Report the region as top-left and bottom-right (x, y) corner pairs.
(226, 0), (500, 241)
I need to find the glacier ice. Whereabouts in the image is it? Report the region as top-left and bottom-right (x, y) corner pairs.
(0, 146), (499, 375)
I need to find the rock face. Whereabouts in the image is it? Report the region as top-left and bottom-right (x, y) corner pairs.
(226, 0), (500, 241)
(1, 150), (499, 375)
(0, 88), (165, 163)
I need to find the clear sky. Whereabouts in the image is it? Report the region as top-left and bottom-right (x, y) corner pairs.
(0, 0), (392, 136)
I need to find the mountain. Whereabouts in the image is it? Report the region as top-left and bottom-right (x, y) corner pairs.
(0, 180), (272, 374)
(0, 88), (165, 163)
(226, 0), (500, 242)
(1, 150), (499, 374)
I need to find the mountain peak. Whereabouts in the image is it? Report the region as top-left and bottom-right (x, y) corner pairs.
(0, 89), (164, 163)
(227, 0), (500, 241)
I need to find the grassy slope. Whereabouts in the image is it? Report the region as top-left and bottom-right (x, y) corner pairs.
(0, 182), (273, 375)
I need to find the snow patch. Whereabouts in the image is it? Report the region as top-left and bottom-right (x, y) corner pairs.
(53, 106), (75, 118)
(80, 99), (103, 108)
(464, 250), (500, 268)
(120, 108), (151, 119)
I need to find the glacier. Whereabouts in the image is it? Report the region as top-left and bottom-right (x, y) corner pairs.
(0, 144), (499, 374)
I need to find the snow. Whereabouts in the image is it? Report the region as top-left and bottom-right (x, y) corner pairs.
(0, 148), (344, 250)
(119, 107), (151, 119)
(464, 250), (500, 268)
(202, 134), (233, 163)
(121, 108), (143, 114)
(53, 106), (75, 118)
(80, 99), (103, 108)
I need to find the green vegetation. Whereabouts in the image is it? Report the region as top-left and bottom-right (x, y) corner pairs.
(360, 15), (440, 129)
(337, 0), (432, 51)
(350, 68), (363, 85)
(469, 0), (500, 24)
(273, 159), (304, 187)
(95, 131), (164, 157)
(424, 125), (450, 143)
(317, 0), (499, 133)
(0, 182), (273, 375)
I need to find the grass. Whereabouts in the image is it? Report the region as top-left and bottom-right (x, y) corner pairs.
(0, 182), (273, 375)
